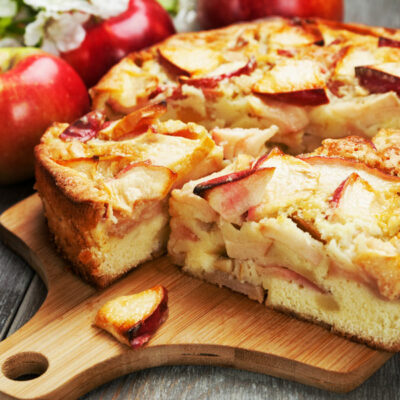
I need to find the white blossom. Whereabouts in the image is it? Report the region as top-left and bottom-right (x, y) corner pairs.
(24, 10), (48, 47)
(173, 0), (199, 32)
(25, 10), (90, 53)
(22, 0), (130, 54)
(90, 0), (129, 19)
(46, 12), (89, 52)
(0, 0), (17, 18)
(24, 0), (94, 14)
(24, 0), (128, 18)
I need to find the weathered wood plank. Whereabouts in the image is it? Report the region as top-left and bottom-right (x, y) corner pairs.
(7, 275), (46, 336)
(0, 181), (35, 340)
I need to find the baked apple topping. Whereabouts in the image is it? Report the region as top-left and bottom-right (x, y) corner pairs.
(95, 285), (168, 349)
(253, 59), (329, 106)
(378, 36), (400, 48)
(194, 166), (275, 224)
(60, 111), (106, 142)
(180, 57), (257, 89)
(356, 63), (400, 96)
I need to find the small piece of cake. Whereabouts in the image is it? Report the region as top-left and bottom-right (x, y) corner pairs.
(35, 104), (223, 287)
(95, 285), (168, 348)
(168, 129), (400, 351)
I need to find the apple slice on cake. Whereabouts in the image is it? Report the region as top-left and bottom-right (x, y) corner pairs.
(253, 59), (329, 106)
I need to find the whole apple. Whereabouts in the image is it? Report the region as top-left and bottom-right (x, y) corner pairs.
(0, 48), (90, 184)
(197, 0), (343, 30)
(61, 0), (176, 88)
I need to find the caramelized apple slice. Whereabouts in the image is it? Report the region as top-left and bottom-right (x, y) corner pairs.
(333, 47), (380, 77)
(107, 163), (177, 212)
(194, 167), (275, 223)
(290, 214), (325, 244)
(211, 125), (278, 160)
(59, 155), (132, 180)
(328, 172), (380, 225)
(379, 37), (400, 48)
(330, 172), (360, 208)
(268, 18), (324, 46)
(60, 111), (106, 142)
(300, 156), (400, 206)
(100, 103), (167, 140)
(180, 58), (256, 88)
(91, 57), (160, 114)
(95, 285), (168, 349)
(248, 153), (318, 220)
(355, 63), (400, 95)
(158, 46), (222, 76)
(253, 60), (329, 106)
(251, 147), (285, 170)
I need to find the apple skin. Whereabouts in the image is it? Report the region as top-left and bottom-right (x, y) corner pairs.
(126, 285), (168, 348)
(197, 0), (343, 30)
(0, 48), (90, 184)
(61, 0), (175, 87)
(355, 65), (400, 96)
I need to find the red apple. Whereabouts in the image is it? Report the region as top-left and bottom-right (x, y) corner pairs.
(197, 0), (343, 30)
(95, 285), (168, 348)
(61, 0), (175, 87)
(0, 48), (90, 184)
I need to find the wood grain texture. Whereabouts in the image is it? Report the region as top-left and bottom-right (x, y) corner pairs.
(0, 194), (394, 399)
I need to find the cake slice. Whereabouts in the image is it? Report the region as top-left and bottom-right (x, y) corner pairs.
(35, 104), (223, 287)
(168, 129), (400, 351)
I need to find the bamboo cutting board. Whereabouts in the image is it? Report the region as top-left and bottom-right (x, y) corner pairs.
(0, 194), (393, 399)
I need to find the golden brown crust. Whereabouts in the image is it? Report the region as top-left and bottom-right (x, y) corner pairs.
(35, 145), (108, 287)
(35, 110), (223, 288)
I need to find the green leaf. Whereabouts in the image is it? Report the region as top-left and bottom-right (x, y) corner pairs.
(0, 18), (13, 36)
(0, 3), (36, 40)
(157, 0), (179, 15)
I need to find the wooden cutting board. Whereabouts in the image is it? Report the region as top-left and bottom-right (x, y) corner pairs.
(0, 194), (393, 399)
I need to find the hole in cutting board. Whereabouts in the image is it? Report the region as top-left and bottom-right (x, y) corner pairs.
(2, 352), (48, 381)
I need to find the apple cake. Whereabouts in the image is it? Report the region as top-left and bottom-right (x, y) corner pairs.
(168, 129), (400, 351)
(35, 17), (400, 350)
(35, 104), (223, 287)
(91, 17), (400, 154)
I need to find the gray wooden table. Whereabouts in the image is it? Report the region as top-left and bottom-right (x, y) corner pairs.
(1, 1), (400, 398)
